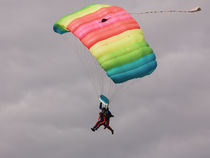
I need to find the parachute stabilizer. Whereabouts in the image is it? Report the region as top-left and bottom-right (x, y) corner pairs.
(130, 6), (202, 15)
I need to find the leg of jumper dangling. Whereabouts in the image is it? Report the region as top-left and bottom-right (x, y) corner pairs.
(106, 126), (113, 133)
(93, 121), (105, 130)
(105, 119), (114, 134)
(104, 119), (109, 129)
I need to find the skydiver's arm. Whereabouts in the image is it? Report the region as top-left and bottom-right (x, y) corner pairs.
(108, 109), (114, 117)
(99, 102), (102, 110)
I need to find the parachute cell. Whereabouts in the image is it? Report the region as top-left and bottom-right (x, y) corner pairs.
(53, 4), (157, 84)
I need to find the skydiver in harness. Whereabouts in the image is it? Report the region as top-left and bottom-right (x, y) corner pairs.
(91, 95), (114, 134)
(102, 103), (114, 134)
(91, 103), (106, 132)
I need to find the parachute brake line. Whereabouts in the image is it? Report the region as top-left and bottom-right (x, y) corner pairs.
(129, 6), (201, 15)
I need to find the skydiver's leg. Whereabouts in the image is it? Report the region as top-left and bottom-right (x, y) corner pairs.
(92, 121), (105, 131)
(104, 120), (114, 134)
(106, 126), (114, 134)
(92, 121), (100, 131)
(96, 121), (105, 130)
(104, 119), (110, 129)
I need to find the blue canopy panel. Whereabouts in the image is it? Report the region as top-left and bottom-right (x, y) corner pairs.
(107, 53), (157, 83)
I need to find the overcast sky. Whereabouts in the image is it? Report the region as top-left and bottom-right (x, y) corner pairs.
(0, 0), (210, 158)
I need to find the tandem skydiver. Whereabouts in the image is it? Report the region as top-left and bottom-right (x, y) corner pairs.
(91, 102), (114, 134)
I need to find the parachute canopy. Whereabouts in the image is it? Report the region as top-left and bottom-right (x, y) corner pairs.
(53, 4), (157, 84)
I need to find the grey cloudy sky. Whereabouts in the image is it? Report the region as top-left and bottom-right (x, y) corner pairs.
(0, 0), (210, 158)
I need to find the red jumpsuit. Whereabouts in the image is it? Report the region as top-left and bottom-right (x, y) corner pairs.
(92, 111), (106, 131)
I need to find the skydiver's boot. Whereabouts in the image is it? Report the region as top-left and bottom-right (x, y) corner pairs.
(111, 129), (114, 135)
(91, 128), (95, 132)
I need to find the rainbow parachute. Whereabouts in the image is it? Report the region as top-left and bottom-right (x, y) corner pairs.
(53, 4), (157, 84)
